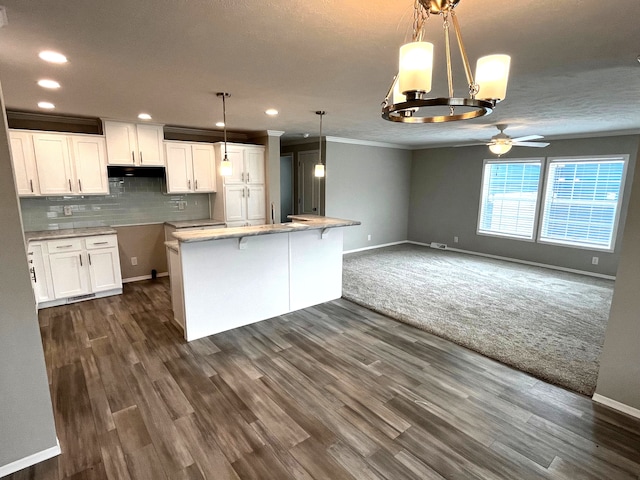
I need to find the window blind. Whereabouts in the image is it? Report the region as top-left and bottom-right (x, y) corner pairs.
(539, 156), (626, 250)
(478, 161), (542, 239)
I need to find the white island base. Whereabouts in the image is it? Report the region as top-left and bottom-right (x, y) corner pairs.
(167, 217), (357, 341)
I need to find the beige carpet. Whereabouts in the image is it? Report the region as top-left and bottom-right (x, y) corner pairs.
(342, 244), (614, 396)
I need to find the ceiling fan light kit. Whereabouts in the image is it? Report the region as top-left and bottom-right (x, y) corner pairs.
(382, 0), (511, 124)
(487, 124), (550, 156)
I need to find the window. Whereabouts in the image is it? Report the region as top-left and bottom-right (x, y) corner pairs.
(539, 156), (628, 251)
(477, 159), (542, 240)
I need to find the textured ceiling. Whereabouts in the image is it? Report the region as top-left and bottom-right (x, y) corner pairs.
(0, 0), (638, 148)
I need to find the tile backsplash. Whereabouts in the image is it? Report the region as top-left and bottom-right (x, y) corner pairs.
(21, 177), (211, 231)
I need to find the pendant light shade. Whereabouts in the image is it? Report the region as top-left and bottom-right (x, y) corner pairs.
(315, 111), (326, 178)
(217, 92), (232, 177)
(475, 54), (511, 101)
(488, 141), (512, 156)
(398, 41), (434, 95)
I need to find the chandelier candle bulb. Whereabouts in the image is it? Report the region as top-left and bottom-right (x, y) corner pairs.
(475, 54), (511, 101)
(399, 42), (434, 95)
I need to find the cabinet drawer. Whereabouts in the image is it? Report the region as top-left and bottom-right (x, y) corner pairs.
(47, 238), (83, 252)
(85, 235), (118, 250)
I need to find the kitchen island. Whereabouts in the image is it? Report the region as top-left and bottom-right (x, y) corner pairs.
(166, 215), (360, 341)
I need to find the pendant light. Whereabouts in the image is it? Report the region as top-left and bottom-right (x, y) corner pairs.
(314, 111), (326, 178)
(217, 92), (232, 176)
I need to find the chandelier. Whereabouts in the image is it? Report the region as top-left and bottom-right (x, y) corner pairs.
(382, 0), (511, 123)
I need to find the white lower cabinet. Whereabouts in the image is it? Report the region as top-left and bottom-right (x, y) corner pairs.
(28, 234), (122, 308)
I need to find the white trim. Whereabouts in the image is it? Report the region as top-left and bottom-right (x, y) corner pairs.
(0, 439), (61, 477)
(343, 241), (408, 255)
(266, 130), (285, 137)
(325, 136), (413, 150)
(406, 242), (616, 280)
(593, 394), (640, 419)
(122, 272), (169, 284)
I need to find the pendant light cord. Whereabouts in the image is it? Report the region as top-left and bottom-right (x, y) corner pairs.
(222, 94), (228, 159)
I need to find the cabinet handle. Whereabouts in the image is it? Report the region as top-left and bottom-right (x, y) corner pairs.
(30, 267), (37, 283)
(91, 241), (109, 245)
(30, 179), (34, 192)
(242, 188), (245, 198)
(140, 151), (143, 164)
(79, 254), (83, 267)
(56, 244), (73, 249)
(241, 172), (245, 182)
(88, 253), (92, 266)
(78, 179), (82, 192)
(247, 172), (250, 183)
(132, 151), (135, 164)
(188, 179), (191, 190)
(195, 179), (198, 190)
(247, 187), (251, 198)
(69, 179), (72, 192)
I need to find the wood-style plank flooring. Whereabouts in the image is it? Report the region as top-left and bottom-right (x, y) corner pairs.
(7, 278), (640, 479)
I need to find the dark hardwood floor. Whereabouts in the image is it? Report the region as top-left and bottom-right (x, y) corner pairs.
(7, 278), (640, 479)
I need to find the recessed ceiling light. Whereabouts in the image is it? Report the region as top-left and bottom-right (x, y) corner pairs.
(215, 122), (225, 127)
(265, 109), (279, 116)
(37, 101), (55, 110)
(37, 79), (60, 89)
(38, 50), (67, 64)
(138, 113), (152, 120)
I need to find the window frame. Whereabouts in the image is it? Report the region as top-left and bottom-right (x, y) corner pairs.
(476, 157), (545, 242)
(536, 154), (629, 252)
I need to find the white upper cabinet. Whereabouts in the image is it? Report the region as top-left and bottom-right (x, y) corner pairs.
(244, 147), (266, 185)
(165, 141), (216, 194)
(103, 120), (164, 166)
(32, 133), (75, 195)
(70, 136), (108, 195)
(219, 145), (245, 185)
(9, 131), (40, 196)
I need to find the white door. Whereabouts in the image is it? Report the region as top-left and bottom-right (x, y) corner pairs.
(49, 252), (90, 297)
(221, 146), (245, 185)
(191, 144), (216, 192)
(33, 133), (75, 195)
(165, 143), (193, 193)
(104, 121), (137, 165)
(28, 243), (53, 303)
(244, 147), (265, 185)
(9, 131), (40, 196)
(298, 150), (319, 215)
(224, 185), (247, 222)
(246, 185), (266, 221)
(88, 248), (122, 292)
(71, 136), (108, 194)
(136, 124), (164, 166)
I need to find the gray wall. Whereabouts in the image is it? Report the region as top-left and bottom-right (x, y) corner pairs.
(325, 141), (412, 251)
(409, 135), (640, 276)
(596, 145), (640, 410)
(0, 88), (58, 470)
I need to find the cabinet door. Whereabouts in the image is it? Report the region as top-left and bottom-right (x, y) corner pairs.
(104, 121), (137, 165)
(9, 131), (40, 196)
(224, 185), (247, 222)
(49, 251), (90, 298)
(165, 143), (193, 193)
(246, 185), (266, 221)
(136, 124), (165, 166)
(191, 144), (216, 192)
(71, 136), (108, 195)
(87, 248), (122, 292)
(33, 133), (75, 195)
(221, 145), (245, 185)
(244, 147), (265, 185)
(27, 242), (53, 303)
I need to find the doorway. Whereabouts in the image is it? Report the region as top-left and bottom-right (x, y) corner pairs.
(280, 154), (294, 222)
(297, 150), (323, 215)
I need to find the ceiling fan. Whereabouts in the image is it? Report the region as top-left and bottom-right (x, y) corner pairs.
(485, 124), (550, 156)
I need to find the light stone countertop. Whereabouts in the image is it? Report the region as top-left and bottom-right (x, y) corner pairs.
(172, 215), (360, 243)
(25, 226), (118, 242)
(164, 219), (226, 229)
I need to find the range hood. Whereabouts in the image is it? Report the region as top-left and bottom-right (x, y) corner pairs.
(107, 166), (166, 178)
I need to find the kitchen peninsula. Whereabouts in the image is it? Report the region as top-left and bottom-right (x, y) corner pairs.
(166, 215), (360, 341)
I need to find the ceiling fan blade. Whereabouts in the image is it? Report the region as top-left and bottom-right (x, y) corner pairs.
(511, 134), (543, 142)
(513, 141), (550, 148)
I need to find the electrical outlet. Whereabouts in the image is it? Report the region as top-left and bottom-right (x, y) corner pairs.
(63, 205), (73, 216)
(454, 236), (459, 243)
(367, 234), (372, 241)
(592, 256), (599, 265)
(131, 257), (138, 266)
(178, 201), (186, 211)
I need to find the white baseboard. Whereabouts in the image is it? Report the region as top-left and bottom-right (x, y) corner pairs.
(0, 439), (60, 478)
(592, 394), (640, 419)
(343, 241), (408, 255)
(122, 272), (168, 284)
(406, 242), (616, 280)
